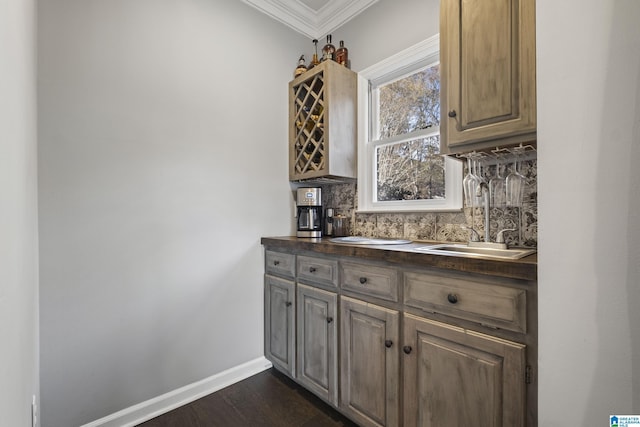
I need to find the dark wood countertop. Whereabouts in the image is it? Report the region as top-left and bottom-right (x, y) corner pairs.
(261, 236), (537, 282)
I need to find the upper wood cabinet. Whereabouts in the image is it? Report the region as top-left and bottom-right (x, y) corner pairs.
(289, 60), (357, 182)
(440, 0), (536, 154)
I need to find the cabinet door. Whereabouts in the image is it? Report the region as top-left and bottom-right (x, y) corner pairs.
(403, 313), (526, 427)
(264, 275), (295, 377)
(440, 0), (536, 153)
(296, 284), (338, 404)
(340, 296), (399, 427)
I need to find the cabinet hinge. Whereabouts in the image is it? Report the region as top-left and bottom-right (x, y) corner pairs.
(525, 365), (533, 384)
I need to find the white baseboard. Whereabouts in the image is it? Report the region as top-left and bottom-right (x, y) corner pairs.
(81, 357), (273, 427)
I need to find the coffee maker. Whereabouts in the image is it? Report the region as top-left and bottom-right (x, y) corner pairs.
(296, 188), (322, 238)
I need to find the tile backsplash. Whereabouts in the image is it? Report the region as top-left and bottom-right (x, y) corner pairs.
(321, 159), (537, 248)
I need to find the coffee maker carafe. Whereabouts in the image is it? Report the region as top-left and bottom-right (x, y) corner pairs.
(296, 188), (322, 238)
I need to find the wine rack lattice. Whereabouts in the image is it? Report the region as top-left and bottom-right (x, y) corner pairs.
(293, 72), (325, 175)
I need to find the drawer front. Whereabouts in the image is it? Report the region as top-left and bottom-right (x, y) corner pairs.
(297, 255), (338, 287)
(265, 250), (295, 278)
(340, 261), (399, 302)
(404, 271), (526, 333)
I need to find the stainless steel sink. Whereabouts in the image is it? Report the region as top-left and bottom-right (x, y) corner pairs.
(330, 236), (412, 245)
(414, 244), (536, 260)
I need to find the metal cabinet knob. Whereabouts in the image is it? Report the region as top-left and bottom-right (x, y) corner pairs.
(403, 346), (412, 354)
(285, 301), (292, 307)
(273, 260), (280, 266)
(385, 340), (393, 348)
(359, 277), (367, 284)
(448, 110), (457, 118)
(447, 293), (458, 304)
(327, 317), (334, 324)
(309, 267), (317, 273)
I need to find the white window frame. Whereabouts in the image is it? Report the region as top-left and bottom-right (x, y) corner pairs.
(357, 35), (463, 213)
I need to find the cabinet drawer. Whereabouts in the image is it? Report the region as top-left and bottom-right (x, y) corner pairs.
(340, 261), (399, 302)
(404, 271), (526, 333)
(265, 250), (295, 278)
(297, 255), (338, 287)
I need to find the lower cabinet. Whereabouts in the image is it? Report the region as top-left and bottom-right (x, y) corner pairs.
(340, 296), (400, 427)
(402, 313), (526, 427)
(296, 283), (338, 404)
(263, 249), (535, 426)
(264, 274), (295, 377)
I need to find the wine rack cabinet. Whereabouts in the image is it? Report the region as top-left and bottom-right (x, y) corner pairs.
(288, 60), (357, 182)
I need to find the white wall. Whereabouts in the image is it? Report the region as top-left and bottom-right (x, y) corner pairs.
(329, 0), (439, 71)
(0, 0), (40, 425)
(37, 0), (306, 425)
(537, 0), (640, 423)
(35, 0), (640, 425)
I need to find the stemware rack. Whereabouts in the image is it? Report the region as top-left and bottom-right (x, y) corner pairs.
(455, 144), (537, 167)
(457, 144), (536, 209)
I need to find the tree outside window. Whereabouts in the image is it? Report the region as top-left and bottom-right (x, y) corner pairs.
(376, 65), (443, 202)
(358, 36), (462, 212)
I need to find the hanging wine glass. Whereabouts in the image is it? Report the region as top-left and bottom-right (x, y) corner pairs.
(474, 157), (488, 208)
(490, 162), (507, 207)
(506, 154), (526, 207)
(463, 158), (474, 206)
(463, 157), (482, 207)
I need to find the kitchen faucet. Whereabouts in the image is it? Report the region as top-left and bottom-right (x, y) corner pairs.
(479, 181), (490, 243)
(466, 181), (515, 249)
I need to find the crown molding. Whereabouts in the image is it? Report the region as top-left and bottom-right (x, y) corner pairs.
(241, 0), (379, 39)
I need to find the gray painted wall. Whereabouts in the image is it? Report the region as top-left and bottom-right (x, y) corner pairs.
(0, 0), (39, 425)
(35, 0), (640, 425)
(325, 0), (439, 71)
(537, 0), (640, 421)
(37, 1), (306, 425)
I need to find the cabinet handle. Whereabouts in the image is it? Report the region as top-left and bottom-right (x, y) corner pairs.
(448, 110), (457, 118)
(403, 346), (412, 354)
(327, 317), (333, 324)
(273, 260), (280, 266)
(309, 267), (317, 273)
(285, 301), (292, 307)
(385, 340), (393, 348)
(447, 293), (458, 304)
(359, 277), (367, 284)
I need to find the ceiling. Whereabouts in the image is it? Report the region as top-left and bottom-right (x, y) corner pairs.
(241, 0), (379, 39)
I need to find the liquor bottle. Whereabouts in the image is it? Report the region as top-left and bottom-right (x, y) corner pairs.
(335, 40), (349, 67)
(321, 35), (335, 62)
(294, 55), (307, 77)
(308, 39), (320, 70)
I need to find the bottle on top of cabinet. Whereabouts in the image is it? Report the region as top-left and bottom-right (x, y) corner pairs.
(309, 39), (320, 70)
(294, 55), (307, 77)
(321, 35), (335, 62)
(335, 40), (349, 68)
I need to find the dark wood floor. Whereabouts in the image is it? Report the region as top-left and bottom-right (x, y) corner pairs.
(136, 368), (358, 427)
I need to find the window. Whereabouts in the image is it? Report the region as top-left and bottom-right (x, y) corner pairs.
(357, 35), (462, 212)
